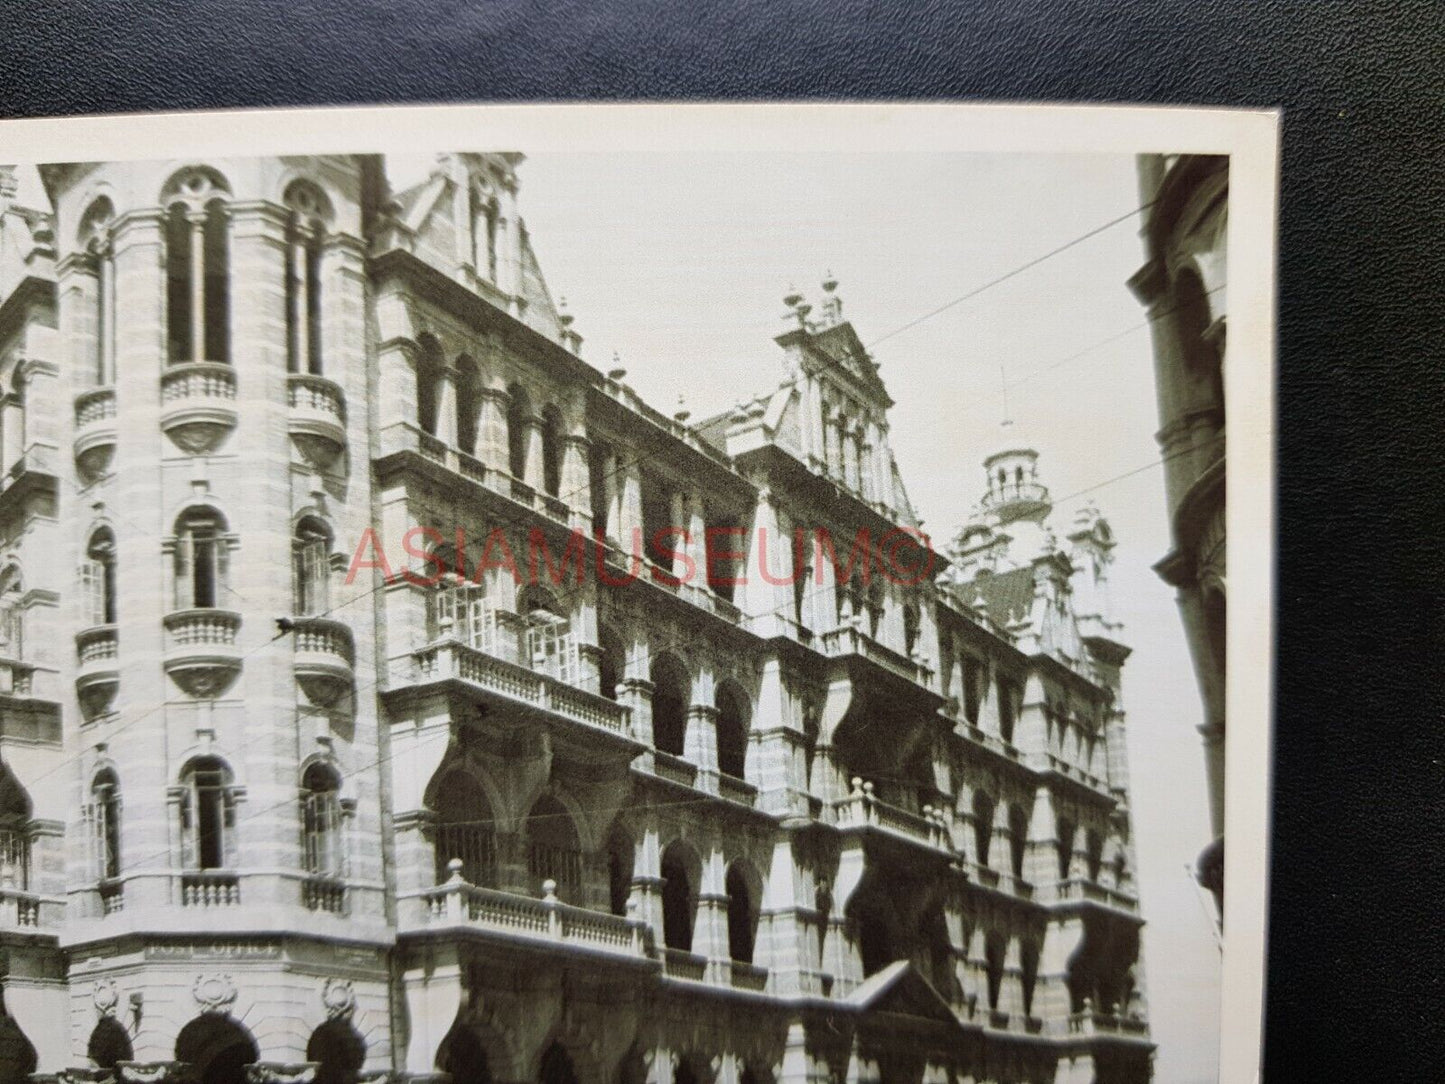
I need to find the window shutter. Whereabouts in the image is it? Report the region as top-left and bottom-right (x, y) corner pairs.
(221, 789), (238, 868)
(173, 536), (191, 611)
(178, 791), (196, 870)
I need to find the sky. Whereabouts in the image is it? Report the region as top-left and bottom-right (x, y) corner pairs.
(503, 150), (1223, 1083)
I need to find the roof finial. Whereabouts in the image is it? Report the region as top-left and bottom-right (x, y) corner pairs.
(820, 271), (843, 326)
(674, 394), (690, 424)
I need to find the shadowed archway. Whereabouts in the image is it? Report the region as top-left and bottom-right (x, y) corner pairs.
(175, 1015), (258, 1084)
(307, 1017), (366, 1084)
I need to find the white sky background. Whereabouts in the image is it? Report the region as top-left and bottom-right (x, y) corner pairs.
(503, 150), (1223, 1084)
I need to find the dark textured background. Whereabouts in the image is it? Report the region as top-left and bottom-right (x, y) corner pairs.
(2, 2), (1442, 1078)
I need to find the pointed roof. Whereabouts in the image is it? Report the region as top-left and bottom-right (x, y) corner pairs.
(843, 961), (962, 1026)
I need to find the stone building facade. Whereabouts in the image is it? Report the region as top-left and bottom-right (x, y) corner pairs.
(0, 153), (1151, 1083)
(1129, 155), (1227, 923)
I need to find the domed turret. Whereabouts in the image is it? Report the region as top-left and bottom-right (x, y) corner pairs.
(979, 423), (1052, 525)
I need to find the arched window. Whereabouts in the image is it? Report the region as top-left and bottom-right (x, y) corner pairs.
(1085, 828), (1104, 883)
(175, 1013), (258, 1084)
(984, 933), (1006, 1011)
(455, 355), (481, 456)
(525, 794), (581, 901)
(87, 1016), (133, 1071)
(470, 184), (498, 281)
(792, 539), (813, 631)
(903, 598), (921, 657)
(716, 683), (750, 781)
(1174, 267), (1223, 414)
(81, 528), (118, 626)
(284, 181), (330, 376)
(1056, 817), (1076, 881)
(0, 763), (32, 889)
(437, 1024), (490, 1084)
(79, 197), (117, 386)
(865, 580), (885, 640)
(704, 515), (745, 603)
(649, 654), (689, 757)
(996, 675), (1017, 744)
(597, 626), (624, 702)
(539, 1042), (578, 1084)
(540, 404), (563, 498)
(172, 507), (230, 610)
(162, 169), (231, 366)
(660, 841), (698, 951)
(588, 438), (612, 538)
(961, 655), (983, 726)
(179, 757), (236, 871)
(0, 566), (23, 659)
(606, 828), (633, 917)
(851, 895), (896, 978)
(1009, 804), (1029, 881)
(1021, 939), (1041, 1018)
(972, 791), (995, 868)
(301, 763), (344, 878)
(88, 768), (121, 881)
(415, 336), (444, 437)
(293, 517), (332, 616)
(507, 383), (532, 480)
(432, 770), (496, 886)
(725, 862), (759, 964)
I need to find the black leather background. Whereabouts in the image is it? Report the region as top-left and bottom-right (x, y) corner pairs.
(2, 2), (1442, 1079)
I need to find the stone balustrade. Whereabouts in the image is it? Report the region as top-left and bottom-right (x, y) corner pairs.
(819, 623), (932, 686)
(180, 871), (240, 908)
(835, 777), (953, 854)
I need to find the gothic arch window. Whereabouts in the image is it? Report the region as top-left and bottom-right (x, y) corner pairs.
(432, 769), (496, 886)
(284, 180), (332, 376)
(178, 756), (237, 871)
(1056, 817), (1076, 882)
(606, 826), (633, 917)
(984, 933), (1007, 1011)
(0, 764), (32, 889)
(506, 383), (532, 480)
(1021, 939), (1041, 1017)
(0, 566), (23, 659)
(301, 762), (344, 878)
(88, 767), (122, 881)
(455, 354), (482, 456)
(996, 675), (1018, 744)
(540, 403), (563, 498)
(865, 579), (885, 640)
(82, 528), (118, 626)
(660, 840), (699, 951)
(174, 1014), (258, 1084)
(292, 516), (333, 616)
(469, 183), (499, 282)
(972, 790), (995, 868)
(649, 654), (690, 757)
(715, 682), (750, 781)
(962, 655), (984, 726)
(79, 197), (117, 385)
(415, 335), (445, 437)
(1085, 828), (1105, 882)
(597, 625), (624, 702)
(903, 598), (921, 657)
(161, 168), (231, 366)
(1174, 266), (1223, 415)
(588, 437), (612, 538)
(1008, 804), (1029, 881)
(525, 794), (582, 901)
(725, 861), (760, 964)
(704, 513), (745, 604)
(171, 507), (231, 610)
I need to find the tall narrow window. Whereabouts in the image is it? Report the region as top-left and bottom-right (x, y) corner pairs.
(0, 567), (23, 659)
(301, 764), (344, 878)
(433, 578), (497, 653)
(540, 404), (563, 498)
(997, 676), (1017, 744)
(161, 169), (231, 365)
(716, 684), (750, 781)
(507, 384), (531, 479)
(172, 509), (229, 610)
(660, 842), (697, 951)
(292, 518), (332, 616)
(903, 599), (921, 657)
(525, 794), (581, 901)
(607, 829), (632, 917)
(650, 655), (689, 757)
(470, 185), (498, 281)
(972, 791), (996, 868)
(284, 182), (330, 376)
(415, 336), (444, 437)
(725, 863), (758, 964)
(179, 757), (236, 871)
(1056, 818), (1076, 881)
(82, 529), (118, 626)
(455, 356), (481, 456)
(79, 198), (117, 386)
(0, 764), (32, 890)
(1009, 804), (1029, 881)
(89, 768), (121, 881)
(432, 770), (496, 886)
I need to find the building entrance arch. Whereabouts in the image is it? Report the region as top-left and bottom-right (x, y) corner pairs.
(175, 1014), (259, 1084)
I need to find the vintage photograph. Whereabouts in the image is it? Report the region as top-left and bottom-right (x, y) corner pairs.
(0, 105), (1273, 1084)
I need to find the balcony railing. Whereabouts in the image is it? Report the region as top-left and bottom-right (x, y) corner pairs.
(412, 639), (631, 738)
(406, 867), (649, 960)
(729, 961), (768, 992)
(835, 778), (953, 854)
(302, 876), (347, 914)
(819, 624), (931, 686)
(76, 625), (118, 674)
(181, 871), (240, 907)
(0, 888), (43, 928)
(1065, 1009), (1150, 1038)
(1044, 754), (1110, 794)
(1048, 876), (1138, 913)
(662, 948), (707, 982)
(160, 363), (237, 455)
(287, 374), (348, 461)
(74, 387), (118, 479)
(718, 774), (758, 808)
